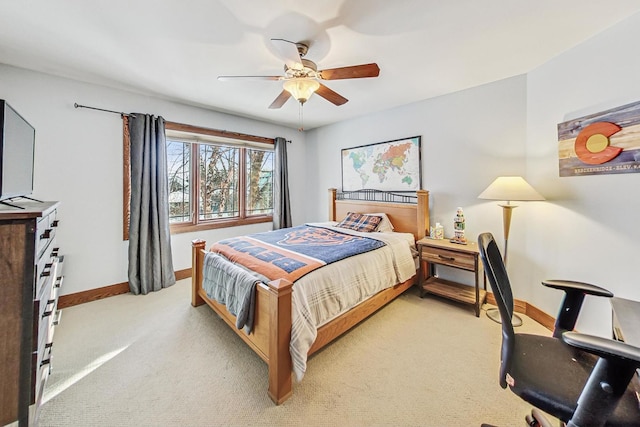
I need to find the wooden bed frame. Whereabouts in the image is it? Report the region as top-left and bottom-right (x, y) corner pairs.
(191, 188), (429, 404)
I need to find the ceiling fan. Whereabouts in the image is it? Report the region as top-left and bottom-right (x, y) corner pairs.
(218, 38), (380, 109)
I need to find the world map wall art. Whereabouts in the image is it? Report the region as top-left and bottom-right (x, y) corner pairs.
(341, 136), (422, 192)
(557, 100), (640, 177)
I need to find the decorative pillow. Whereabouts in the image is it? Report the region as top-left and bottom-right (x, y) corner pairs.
(336, 212), (382, 232)
(363, 213), (395, 232)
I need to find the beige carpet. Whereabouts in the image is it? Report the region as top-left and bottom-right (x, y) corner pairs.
(39, 279), (552, 426)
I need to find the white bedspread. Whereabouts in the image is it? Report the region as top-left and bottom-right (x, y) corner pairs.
(288, 224), (416, 380)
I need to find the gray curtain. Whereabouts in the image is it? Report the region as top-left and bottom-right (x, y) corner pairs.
(272, 136), (292, 229)
(128, 114), (176, 295)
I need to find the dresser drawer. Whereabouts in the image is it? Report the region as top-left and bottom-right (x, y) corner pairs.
(421, 246), (476, 271)
(36, 209), (58, 259)
(30, 342), (53, 405)
(36, 243), (57, 299)
(33, 255), (61, 352)
(34, 358), (50, 408)
(36, 287), (58, 351)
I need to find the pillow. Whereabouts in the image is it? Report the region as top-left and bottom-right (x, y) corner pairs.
(363, 213), (395, 232)
(336, 212), (382, 232)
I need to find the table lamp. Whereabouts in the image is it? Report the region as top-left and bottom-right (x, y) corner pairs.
(478, 176), (545, 325)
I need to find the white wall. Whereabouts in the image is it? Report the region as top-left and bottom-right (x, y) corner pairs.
(0, 64), (305, 296)
(4, 10), (639, 336)
(307, 12), (640, 337)
(526, 12), (640, 335)
(305, 75), (530, 293)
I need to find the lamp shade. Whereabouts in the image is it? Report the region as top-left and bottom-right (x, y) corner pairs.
(478, 176), (544, 202)
(283, 78), (320, 104)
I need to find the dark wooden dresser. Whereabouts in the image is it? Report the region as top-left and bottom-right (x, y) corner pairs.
(0, 201), (62, 426)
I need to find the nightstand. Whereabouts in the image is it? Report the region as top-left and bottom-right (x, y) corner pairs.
(417, 237), (486, 317)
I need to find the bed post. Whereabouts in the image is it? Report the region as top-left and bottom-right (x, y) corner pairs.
(416, 190), (429, 240)
(266, 278), (294, 405)
(191, 240), (206, 307)
(328, 188), (337, 221)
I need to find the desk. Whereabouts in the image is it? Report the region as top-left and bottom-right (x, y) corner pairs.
(611, 296), (640, 408)
(611, 297), (640, 346)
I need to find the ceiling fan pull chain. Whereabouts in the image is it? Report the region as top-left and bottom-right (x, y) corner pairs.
(298, 103), (304, 132)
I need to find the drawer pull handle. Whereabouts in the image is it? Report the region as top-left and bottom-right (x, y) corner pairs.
(438, 255), (455, 261)
(40, 228), (52, 239)
(42, 300), (56, 318)
(52, 220), (60, 227)
(55, 276), (64, 288)
(40, 358), (51, 367)
(41, 265), (52, 277)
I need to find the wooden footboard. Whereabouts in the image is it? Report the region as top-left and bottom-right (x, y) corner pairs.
(192, 239), (415, 404)
(191, 188), (429, 405)
(191, 240), (294, 404)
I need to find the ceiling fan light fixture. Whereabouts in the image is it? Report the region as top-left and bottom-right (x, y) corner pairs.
(283, 78), (320, 104)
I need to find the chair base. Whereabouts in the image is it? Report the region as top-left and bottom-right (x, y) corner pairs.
(486, 307), (523, 327)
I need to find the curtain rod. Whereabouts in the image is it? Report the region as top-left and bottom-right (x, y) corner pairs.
(74, 102), (135, 117)
(74, 102), (291, 143)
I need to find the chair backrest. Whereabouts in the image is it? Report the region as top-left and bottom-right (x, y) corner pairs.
(477, 232), (516, 388)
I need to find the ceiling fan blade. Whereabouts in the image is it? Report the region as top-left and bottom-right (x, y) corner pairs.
(268, 90), (292, 109)
(315, 83), (348, 106)
(271, 38), (303, 70)
(319, 63), (380, 80)
(218, 75), (283, 81)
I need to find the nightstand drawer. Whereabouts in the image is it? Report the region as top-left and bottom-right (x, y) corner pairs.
(421, 246), (475, 271)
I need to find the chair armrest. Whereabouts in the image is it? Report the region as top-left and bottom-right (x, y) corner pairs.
(542, 279), (613, 298)
(562, 331), (640, 426)
(563, 331), (640, 363)
(542, 280), (613, 337)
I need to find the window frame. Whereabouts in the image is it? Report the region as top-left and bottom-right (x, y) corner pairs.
(123, 119), (275, 240)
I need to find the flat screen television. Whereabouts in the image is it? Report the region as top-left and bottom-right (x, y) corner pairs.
(0, 100), (35, 204)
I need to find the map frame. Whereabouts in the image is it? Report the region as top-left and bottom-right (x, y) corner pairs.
(340, 136), (422, 192)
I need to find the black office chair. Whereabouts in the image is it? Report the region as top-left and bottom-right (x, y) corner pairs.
(478, 232), (640, 427)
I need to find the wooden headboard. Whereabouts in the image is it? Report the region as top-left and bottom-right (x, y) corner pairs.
(328, 188), (430, 241)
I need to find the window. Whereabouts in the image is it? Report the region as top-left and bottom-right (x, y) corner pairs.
(165, 124), (274, 233)
(122, 120), (275, 240)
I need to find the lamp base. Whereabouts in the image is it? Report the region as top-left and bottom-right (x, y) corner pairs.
(486, 307), (523, 327)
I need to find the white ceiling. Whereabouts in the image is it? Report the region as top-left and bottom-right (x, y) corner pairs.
(1, 1), (640, 130)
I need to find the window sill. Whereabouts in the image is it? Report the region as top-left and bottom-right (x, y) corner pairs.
(169, 215), (273, 235)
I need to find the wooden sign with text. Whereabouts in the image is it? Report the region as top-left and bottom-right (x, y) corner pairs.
(558, 101), (640, 177)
